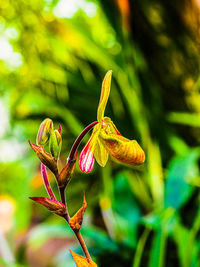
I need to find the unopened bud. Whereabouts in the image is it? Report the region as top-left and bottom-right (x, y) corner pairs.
(49, 129), (62, 161)
(36, 118), (53, 146)
(29, 141), (58, 177)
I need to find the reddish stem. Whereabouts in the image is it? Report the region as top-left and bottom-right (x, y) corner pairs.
(67, 121), (98, 163)
(41, 163), (56, 200)
(74, 230), (92, 263)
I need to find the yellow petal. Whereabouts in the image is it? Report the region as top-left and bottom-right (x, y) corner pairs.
(97, 70), (112, 122)
(99, 130), (145, 166)
(94, 138), (109, 167)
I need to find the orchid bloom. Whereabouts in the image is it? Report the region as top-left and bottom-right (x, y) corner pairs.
(79, 70), (145, 173)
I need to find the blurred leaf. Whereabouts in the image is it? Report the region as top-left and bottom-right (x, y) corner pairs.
(147, 141), (164, 208)
(167, 112), (200, 127)
(113, 173), (141, 247)
(164, 149), (200, 209)
(82, 226), (118, 253)
(148, 227), (167, 267)
(28, 223), (73, 249)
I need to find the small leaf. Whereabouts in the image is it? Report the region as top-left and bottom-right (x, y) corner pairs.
(58, 154), (77, 188)
(69, 249), (98, 267)
(29, 197), (67, 216)
(69, 195), (87, 231)
(29, 141), (58, 177)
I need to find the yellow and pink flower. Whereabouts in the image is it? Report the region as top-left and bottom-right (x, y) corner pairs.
(79, 71), (145, 173)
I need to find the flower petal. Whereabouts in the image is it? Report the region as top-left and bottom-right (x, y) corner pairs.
(97, 70), (112, 122)
(79, 126), (99, 173)
(94, 138), (109, 167)
(99, 131), (145, 166)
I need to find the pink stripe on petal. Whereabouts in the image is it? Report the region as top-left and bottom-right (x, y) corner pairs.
(79, 142), (95, 173)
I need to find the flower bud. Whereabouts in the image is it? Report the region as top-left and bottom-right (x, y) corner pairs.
(29, 141), (59, 177)
(49, 129), (62, 160)
(29, 197), (67, 216)
(36, 118), (53, 146)
(57, 153), (77, 189)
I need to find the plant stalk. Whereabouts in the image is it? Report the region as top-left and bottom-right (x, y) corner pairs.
(67, 121), (98, 163)
(74, 230), (92, 263)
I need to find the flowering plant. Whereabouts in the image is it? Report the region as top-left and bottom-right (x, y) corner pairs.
(29, 71), (145, 266)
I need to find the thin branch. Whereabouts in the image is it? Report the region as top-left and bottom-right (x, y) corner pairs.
(67, 121), (98, 163)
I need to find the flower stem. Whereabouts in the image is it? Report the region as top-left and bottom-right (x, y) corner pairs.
(59, 186), (66, 204)
(63, 214), (91, 262)
(74, 230), (92, 262)
(59, 186), (70, 222)
(67, 121), (98, 163)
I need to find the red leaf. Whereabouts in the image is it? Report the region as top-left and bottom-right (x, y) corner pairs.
(29, 197), (67, 216)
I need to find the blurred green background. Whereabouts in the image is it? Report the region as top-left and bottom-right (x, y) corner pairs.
(0, 0), (200, 266)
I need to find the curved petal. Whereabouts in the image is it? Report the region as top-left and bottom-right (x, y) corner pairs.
(97, 70), (112, 122)
(99, 130), (145, 166)
(94, 138), (109, 167)
(79, 126), (100, 173)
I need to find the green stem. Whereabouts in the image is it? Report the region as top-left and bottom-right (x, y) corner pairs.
(132, 227), (151, 267)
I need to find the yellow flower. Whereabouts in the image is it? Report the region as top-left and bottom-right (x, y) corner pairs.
(79, 71), (145, 173)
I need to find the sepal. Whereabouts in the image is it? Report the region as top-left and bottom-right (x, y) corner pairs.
(97, 70), (112, 122)
(29, 197), (67, 216)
